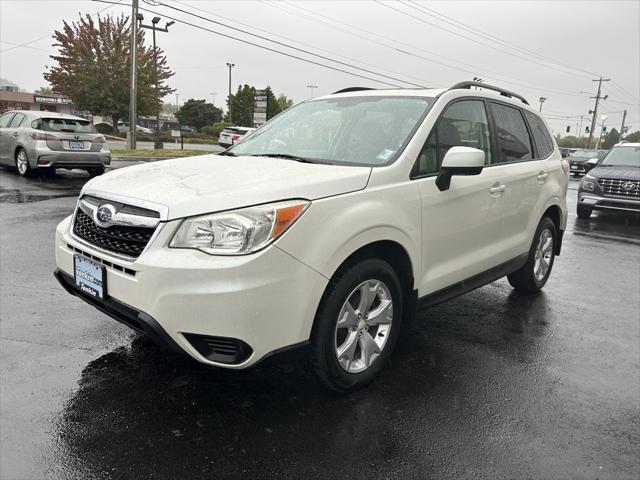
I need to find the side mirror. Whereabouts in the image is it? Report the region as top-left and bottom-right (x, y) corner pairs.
(435, 146), (485, 191)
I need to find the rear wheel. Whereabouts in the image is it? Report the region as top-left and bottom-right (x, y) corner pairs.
(577, 205), (592, 219)
(310, 258), (403, 393)
(15, 149), (31, 177)
(508, 216), (556, 293)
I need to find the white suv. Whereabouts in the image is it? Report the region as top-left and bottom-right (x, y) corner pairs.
(54, 82), (568, 392)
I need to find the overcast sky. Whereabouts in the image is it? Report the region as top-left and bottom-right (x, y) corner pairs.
(1, 0), (639, 136)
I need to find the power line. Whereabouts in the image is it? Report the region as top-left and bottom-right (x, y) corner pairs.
(402, 0), (600, 79)
(0, 0), (125, 53)
(270, 1), (591, 100)
(167, 0), (435, 87)
(151, 0), (430, 88)
(374, 0), (598, 81)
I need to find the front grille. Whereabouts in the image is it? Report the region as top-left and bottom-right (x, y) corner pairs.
(598, 178), (640, 198)
(73, 209), (156, 258)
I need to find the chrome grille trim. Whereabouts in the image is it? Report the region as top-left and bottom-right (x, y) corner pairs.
(598, 178), (640, 198)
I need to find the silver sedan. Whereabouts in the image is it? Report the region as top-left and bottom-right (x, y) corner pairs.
(0, 110), (111, 177)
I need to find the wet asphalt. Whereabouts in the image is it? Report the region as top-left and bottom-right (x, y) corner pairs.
(0, 164), (638, 480)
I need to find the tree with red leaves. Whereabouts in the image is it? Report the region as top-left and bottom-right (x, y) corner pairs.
(44, 14), (174, 131)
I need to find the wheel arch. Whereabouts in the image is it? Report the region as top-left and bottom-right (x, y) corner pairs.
(542, 204), (563, 255)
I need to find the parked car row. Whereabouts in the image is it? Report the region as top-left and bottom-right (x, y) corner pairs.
(0, 110), (110, 177)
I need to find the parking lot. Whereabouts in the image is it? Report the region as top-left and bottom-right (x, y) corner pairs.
(1, 165), (638, 479)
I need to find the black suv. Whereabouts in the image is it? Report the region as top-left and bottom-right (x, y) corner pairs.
(568, 149), (607, 176)
(577, 143), (640, 218)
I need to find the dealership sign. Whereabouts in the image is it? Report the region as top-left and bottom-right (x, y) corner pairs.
(253, 89), (268, 127)
(34, 95), (72, 105)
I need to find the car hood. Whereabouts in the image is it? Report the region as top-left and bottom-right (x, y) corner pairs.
(82, 155), (372, 219)
(568, 156), (595, 163)
(589, 166), (640, 181)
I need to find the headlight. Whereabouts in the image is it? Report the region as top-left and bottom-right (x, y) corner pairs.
(581, 180), (595, 191)
(170, 200), (309, 255)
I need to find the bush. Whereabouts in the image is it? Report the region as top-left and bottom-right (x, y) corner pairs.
(201, 121), (233, 137)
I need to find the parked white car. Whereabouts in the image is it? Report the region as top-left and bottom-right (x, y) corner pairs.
(218, 126), (256, 148)
(54, 82), (568, 392)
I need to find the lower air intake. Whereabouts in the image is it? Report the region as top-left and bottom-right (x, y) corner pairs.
(183, 333), (252, 364)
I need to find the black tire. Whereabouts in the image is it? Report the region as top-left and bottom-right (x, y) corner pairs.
(310, 258), (403, 393)
(87, 166), (105, 177)
(577, 205), (592, 219)
(508, 216), (556, 293)
(15, 148), (31, 177)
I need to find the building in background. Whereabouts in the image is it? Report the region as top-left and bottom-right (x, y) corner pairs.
(0, 86), (76, 114)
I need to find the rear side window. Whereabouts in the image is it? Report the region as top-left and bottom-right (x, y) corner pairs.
(0, 112), (15, 128)
(524, 111), (554, 159)
(416, 99), (492, 176)
(490, 103), (533, 164)
(42, 118), (96, 133)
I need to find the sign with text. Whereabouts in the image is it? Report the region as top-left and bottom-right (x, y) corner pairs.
(253, 89), (268, 127)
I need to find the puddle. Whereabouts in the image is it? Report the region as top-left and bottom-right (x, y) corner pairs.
(0, 189), (78, 204)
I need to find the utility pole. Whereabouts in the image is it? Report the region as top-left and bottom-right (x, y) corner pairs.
(226, 62), (235, 122)
(139, 15), (174, 150)
(306, 85), (318, 98)
(538, 97), (547, 112)
(587, 76), (610, 149)
(127, 0), (139, 149)
(620, 109), (627, 140)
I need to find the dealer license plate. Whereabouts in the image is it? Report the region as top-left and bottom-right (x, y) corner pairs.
(74, 255), (105, 299)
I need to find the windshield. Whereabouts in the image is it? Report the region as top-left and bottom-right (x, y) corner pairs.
(42, 118), (96, 133)
(572, 150), (598, 159)
(599, 146), (640, 167)
(228, 96), (433, 166)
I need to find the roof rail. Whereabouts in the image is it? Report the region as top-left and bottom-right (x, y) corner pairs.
(446, 81), (529, 105)
(332, 87), (376, 94)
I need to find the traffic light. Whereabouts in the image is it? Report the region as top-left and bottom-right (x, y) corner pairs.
(602, 126), (607, 134)
(585, 126), (590, 134)
(566, 125), (570, 133)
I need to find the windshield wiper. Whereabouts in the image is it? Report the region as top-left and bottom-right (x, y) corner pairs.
(218, 151), (237, 156)
(250, 153), (333, 165)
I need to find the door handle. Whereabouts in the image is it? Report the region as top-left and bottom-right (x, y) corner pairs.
(490, 184), (506, 195)
(12, 132), (18, 137)
(537, 171), (548, 183)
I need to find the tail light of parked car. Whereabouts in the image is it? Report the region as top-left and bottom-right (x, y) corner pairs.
(31, 132), (59, 141)
(92, 135), (106, 144)
(232, 134), (241, 142)
(562, 159), (569, 176)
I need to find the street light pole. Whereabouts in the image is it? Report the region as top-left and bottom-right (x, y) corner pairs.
(127, 0), (139, 149)
(306, 85), (318, 98)
(139, 15), (174, 150)
(226, 62), (235, 122)
(538, 97), (547, 112)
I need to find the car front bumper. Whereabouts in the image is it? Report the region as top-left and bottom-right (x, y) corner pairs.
(578, 193), (640, 213)
(54, 215), (328, 368)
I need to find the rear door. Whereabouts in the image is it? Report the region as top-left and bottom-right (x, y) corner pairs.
(0, 112), (16, 164)
(487, 102), (544, 260)
(414, 98), (509, 294)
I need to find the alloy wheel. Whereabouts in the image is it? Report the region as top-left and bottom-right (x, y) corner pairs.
(334, 279), (394, 373)
(533, 228), (554, 282)
(16, 150), (29, 176)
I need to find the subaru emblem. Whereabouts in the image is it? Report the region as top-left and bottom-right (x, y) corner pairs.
(95, 204), (115, 226)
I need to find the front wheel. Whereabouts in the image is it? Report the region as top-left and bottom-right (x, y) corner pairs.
(310, 258), (403, 393)
(508, 216), (556, 293)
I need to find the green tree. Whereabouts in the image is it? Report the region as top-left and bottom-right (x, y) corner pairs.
(556, 135), (589, 148)
(176, 99), (222, 131)
(275, 93), (294, 113)
(227, 84), (256, 126)
(34, 86), (54, 95)
(600, 128), (620, 150)
(624, 130), (640, 143)
(44, 13), (174, 131)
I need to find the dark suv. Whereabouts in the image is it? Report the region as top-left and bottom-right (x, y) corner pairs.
(568, 149), (607, 176)
(577, 143), (640, 218)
